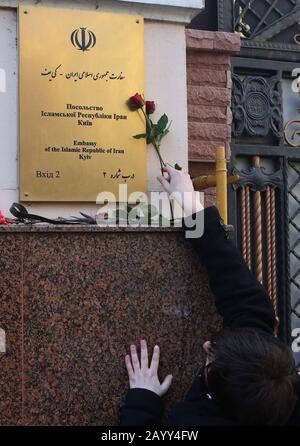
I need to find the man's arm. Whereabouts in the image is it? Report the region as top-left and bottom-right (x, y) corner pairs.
(288, 374), (300, 425)
(157, 166), (276, 334)
(119, 388), (164, 426)
(187, 205), (276, 333)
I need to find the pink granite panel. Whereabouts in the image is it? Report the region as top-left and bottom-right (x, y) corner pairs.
(0, 234), (22, 425)
(17, 231), (220, 425)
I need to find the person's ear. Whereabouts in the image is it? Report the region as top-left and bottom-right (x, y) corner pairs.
(202, 340), (212, 354)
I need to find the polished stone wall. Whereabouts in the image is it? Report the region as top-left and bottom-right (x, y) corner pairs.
(0, 225), (221, 425)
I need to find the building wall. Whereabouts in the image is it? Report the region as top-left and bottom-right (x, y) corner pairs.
(0, 5), (240, 218)
(186, 29), (241, 207)
(0, 1), (198, 218)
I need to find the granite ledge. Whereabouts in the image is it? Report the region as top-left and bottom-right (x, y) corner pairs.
(0, 223), (186, 233)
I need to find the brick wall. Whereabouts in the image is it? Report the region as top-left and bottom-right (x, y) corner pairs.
(186, 30), (241, 206)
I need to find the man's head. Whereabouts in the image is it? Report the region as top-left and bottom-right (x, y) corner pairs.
(203, 328), (298, 425)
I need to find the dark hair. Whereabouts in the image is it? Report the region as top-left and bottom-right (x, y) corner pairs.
(206, 328), (298, 426)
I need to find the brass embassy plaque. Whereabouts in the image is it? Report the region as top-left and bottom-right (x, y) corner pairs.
(19, 6), (147, 202)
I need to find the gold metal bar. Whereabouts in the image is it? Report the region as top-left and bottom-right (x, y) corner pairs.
(216, 146), (228, 224)
(192, 175), (239, 191)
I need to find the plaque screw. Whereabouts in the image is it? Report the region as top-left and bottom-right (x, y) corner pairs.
(24, 192), (29, 197)
(136, 20), (139, 24)
(24, 11), (28, 14)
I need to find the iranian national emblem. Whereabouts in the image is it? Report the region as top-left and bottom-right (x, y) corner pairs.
(71, 28), (96, 52)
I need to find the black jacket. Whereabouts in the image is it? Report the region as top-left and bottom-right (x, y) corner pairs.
(119, 206), (300, 426)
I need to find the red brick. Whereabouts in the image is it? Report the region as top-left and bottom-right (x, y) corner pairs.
(188, 85), (231, 107)
(189, 122), (230, 141)
(188, 105), (227, 123)
(186, 33), (214, 51)
(187, 67), (227, 86)
(212, 32), (241, 53)
(185, 30), (236, 167)
(187, 53), (231, 68)
(189, 140), (231, 161)
(191, 64), (232, 73)
(189, 161), (216, 177)
(186, 29), (241, 54)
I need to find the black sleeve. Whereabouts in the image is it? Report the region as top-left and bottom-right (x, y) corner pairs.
(119, 388), (164, 426)
(183, 206), (276, 334)
(288, 377), (300, 425)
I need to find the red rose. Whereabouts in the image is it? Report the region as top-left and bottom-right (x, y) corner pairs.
(127, 93), (144, 110)
(146, 100), (155, 115)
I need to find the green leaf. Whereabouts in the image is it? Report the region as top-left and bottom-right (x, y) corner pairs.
(174, 163), (182, 171)
(156, 114), (168, 134)
(133, 133), (146, 139)
(146, 134), (155, 145)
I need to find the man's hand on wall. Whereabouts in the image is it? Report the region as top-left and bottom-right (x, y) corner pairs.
(125, 340), (173, 397)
